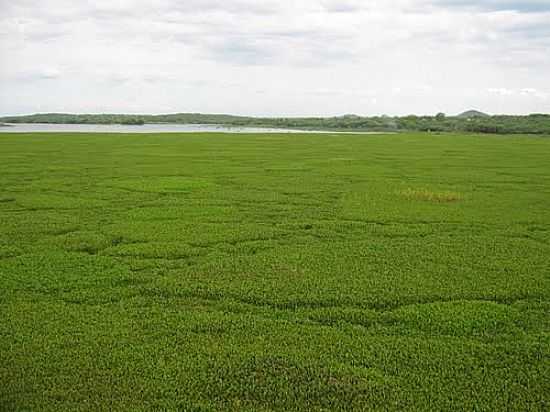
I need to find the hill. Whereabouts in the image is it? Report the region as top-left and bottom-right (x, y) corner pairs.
(457, 110), (490, 118)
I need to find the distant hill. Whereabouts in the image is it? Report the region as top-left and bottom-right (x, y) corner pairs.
(457, 110), (489, 118)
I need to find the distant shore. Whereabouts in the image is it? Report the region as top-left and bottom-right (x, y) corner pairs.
(1, 112), (549, 134)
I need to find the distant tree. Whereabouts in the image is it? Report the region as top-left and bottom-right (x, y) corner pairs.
(436, 112), (446, 120)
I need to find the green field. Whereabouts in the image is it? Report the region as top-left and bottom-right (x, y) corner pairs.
(1, 132), (549, 411)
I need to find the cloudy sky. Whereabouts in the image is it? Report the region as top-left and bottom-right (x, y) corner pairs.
(1, 0), (549, 116)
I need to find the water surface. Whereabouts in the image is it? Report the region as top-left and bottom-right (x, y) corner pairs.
(0, 123), (305, 133)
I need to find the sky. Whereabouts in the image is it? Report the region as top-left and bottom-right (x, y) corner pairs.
(1, 0), (550, 116)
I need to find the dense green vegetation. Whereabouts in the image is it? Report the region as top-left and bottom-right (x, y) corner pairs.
(1, 131), (549, 411)
(0, 113), (247, 127)
(2, 111), (550, 134)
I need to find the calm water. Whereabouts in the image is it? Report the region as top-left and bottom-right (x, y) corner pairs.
(0, 123), (307, 133)
(0, 123), (389, 134)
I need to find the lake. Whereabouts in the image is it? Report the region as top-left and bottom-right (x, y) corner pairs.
(0, 123), (307, 133)
(0, 123), (390, 134)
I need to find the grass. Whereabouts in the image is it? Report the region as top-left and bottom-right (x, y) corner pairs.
(399, 188), (463, 202)
(0, 131), (549, 411)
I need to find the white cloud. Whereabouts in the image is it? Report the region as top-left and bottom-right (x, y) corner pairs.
(487, 87), (548, 99)
(0, 0), (549, 116)
(488, 88), (515, 96)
